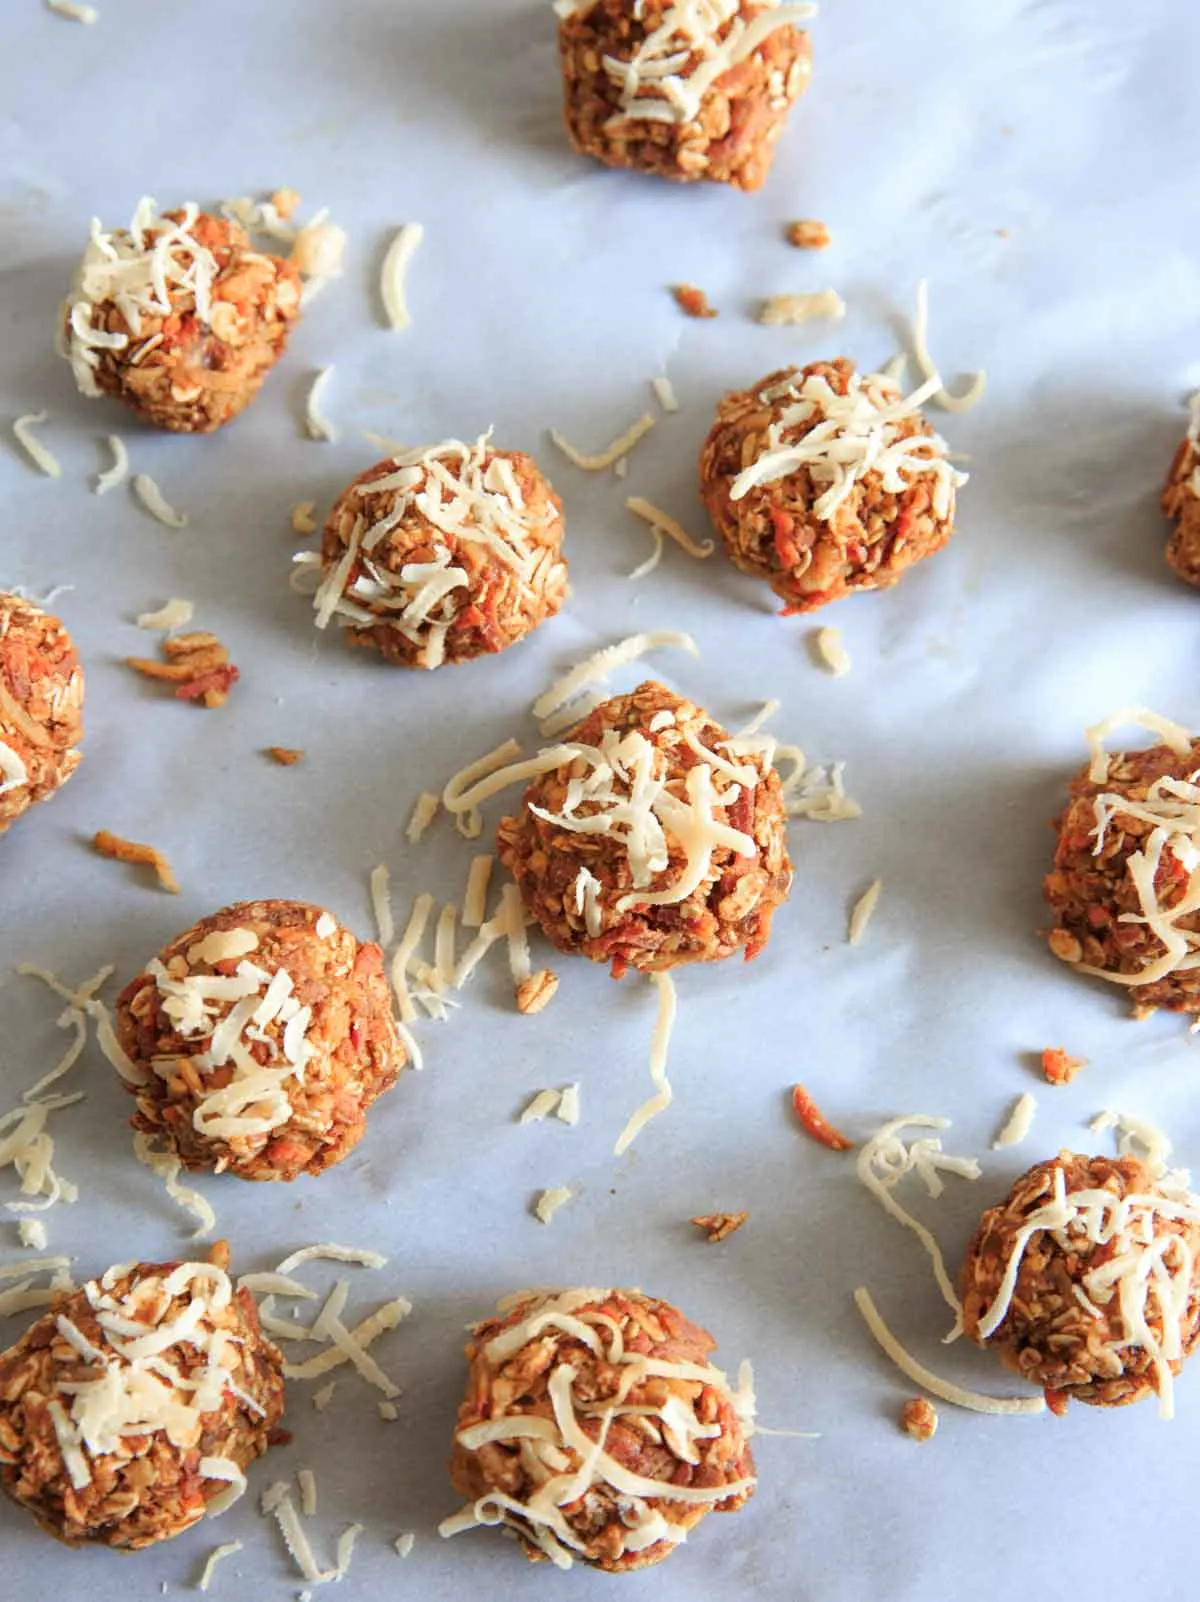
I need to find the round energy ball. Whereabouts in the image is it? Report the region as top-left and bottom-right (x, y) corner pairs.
(699, 359), (964, 613)
(961, 1152), (1200, 1412)
(115, 900), (406, 1182)
(0, 593), (84, 835)
(496, 681), (792, 976)
(557, 0), (812, 192)
(1161, 404), (1200, 587)
(313, 439), (568, 669)
(61, 199), (301, 434)
(1044, 734), (1200, 1016)
(0, 1252), (284, 1549)
(442, 1287), (756, 1572)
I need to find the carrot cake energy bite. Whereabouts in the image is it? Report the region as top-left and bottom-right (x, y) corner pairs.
(310, 437), (568, 669)
(1044, 715), (1200, 1016)
(0, 1250), (284, 1548)
(496, 681), (792, 975)
(61, 198), (301, 433)
(440, 1288), (756, 1571)
(556, 1), (815, 192)
(0, 593), (84, 835)
(115, 901), (405, 1182)
(1161, 392), (1200, 587)
(962, 1152), (1200, 1415)
(699, 360), (966, 613)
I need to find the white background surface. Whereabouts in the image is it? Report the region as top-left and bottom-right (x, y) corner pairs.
(2, 1), (1200, 1597)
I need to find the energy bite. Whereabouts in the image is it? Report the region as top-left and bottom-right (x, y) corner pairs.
(496, 680), (792, 975)
(556, 0), (814, 192)
(1044, 726), (1200, 1015)
(1161, 393), (1200, 587)
(0, 1251), (284, 1549)
(312, 438), (568, 669)
(61, 198), (301, 433)
(115, 900), (405, 1182)
(0, 593), (84, 835)
(699, 360), (965, 613)
(961, 1152), (1200, 1415)
(440, 1287), (756, 1572)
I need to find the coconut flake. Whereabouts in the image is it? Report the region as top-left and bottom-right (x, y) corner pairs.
(305, 367), (338, 443)
(13, 413), (62, 478)
(196, 1542), (242, 1592)
(94, 434), (128, 495)
(136, 597), (193, 632)
(991, 1093), (1037, 1151)
(756, 290), (846, 326)
(848, 879), (883, 945)
(381, 224), (425, 331)
(624, 497), (714, 560)
(532, 631), (699, 724)
(911, 279), (987, 413)
(45, 0), (99, 20)
(534, 1186), (574, 1224)
(132, 474), (188, 529)
(550, 413), (655, 472)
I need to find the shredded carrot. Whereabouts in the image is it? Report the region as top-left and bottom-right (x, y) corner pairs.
(671, 283), (717, 319)
(1040, 1047), (1086, 1087)
(791, 1083), (854, 1152)
(93, 829), (180, 895)
(1044, 1387), (1069, 1418)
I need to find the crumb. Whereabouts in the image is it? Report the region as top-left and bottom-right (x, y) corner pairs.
(786, 219), (831, 250)
(1040, 1046), (1086, 1086)
(791, 1083), (854, 1151)
(271, 187), (302, 221)
(900, 1397), (937, 1441)
(995, 227), (1011, 239)
(126, 628), (240, 708)
(291, 500), (317, 535)
(516, 969), (559, 1016)
(672, 284), (718, 319)
(690, 1211), (748, 1243)
(92, 829), (179, 895)
(265, 747), (305, 766)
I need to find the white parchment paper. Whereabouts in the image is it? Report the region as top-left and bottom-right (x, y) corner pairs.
(1, 1), (1199, 1598)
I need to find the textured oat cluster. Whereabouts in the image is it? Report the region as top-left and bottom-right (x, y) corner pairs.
(497, 680), (793, 975)
(1044, 738), (1200, 1016)
(0, 594), (84, 835)
(961, 1153), (1200, 1408)
(557, 0), (812, 191)
(1161, 433), (1200, 588)
(318, 445), (568, 669)
(699, 360), (959, 613)
(0, 1259), (283, 1549)
(62, 208), (301, 434)
(448, 1288), (755, 1572)
(116, 900), (406, 1182)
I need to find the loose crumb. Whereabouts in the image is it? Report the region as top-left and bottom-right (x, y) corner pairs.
(791, 1083), (854, 1151)
(126, 629), (239, 708)
(1041, 1046), (1086, 1086)
(672, 283), (717, 319)
(516, 969), (559, 1016)
(756, 290), (846, 327)
(900, 1397), (938, 1441)
(291, 501), (318, 534)
(690, 1211), (748, 1243)
(265, 746), (305, 766)
(92, 829), (179, 894)
(786, 218), (831, 250)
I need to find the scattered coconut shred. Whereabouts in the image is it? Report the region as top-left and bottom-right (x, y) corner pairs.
(625, 496), (714, 568)
(550, 412), (655, 472)
(45, 0), (99, 20)
(991, 1092), (1037, 1151)
(12, 412), (62, 478)
(94, 434), (128, 495)
(814, 626), (851, 676)
(305, 367), (338, 442)
(380, 223), (425, 332)
(756, 290), (846, 327)
(132, 473), (189, 529)
(912, 278), (987, 412)
(135, 597), (193, 632)
(534, 1186), (574, 1225)
(848, 878), (882, 945)
(651, 375), (679, 414)
(196, 1541), (242, 1593)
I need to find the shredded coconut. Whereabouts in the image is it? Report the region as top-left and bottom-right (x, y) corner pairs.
(45, 0), (99, 20)
(94, 434), (128, 494)
(133, 474), (189, 529)
(136, 597), (193, 632)
(848, 878), (882, 945)
(381, 224), (425, 331)
(756, 289), (846, 326)
(614, 973), (677, 1156)
(305, 367), (338, 442)
(651, 376), (679, 414)
(532, 631), (699, 724)
(534, 1186), (574, 1224)
(550, 413), (655, 472)
(991, 1093), (1037, 1151)
(624, 496), (714, 560)
(911, 279), (987, 413)
(13, 413), (62, 478)
(814, 626), (851, 676)
(196, 1541), (242, 1592)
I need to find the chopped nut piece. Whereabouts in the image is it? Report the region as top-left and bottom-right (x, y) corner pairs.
(900, 1397), (938, 1441)
(93, 828), (180, 894)
(1046, 927), (1083, 964)
(672, 283), (718, 319)
(690, 1211), (748, 1243)
(126, 627), (239, 709)
(791, 1083), (854, 1151)
(1040, 1046), (1086, 1086)
(786, 218), (831, 250)
(265, 747), (305, 766)
(515, 969), (559, 1016)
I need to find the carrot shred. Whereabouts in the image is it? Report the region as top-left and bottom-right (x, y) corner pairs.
(791, 1083), (854, 1152)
